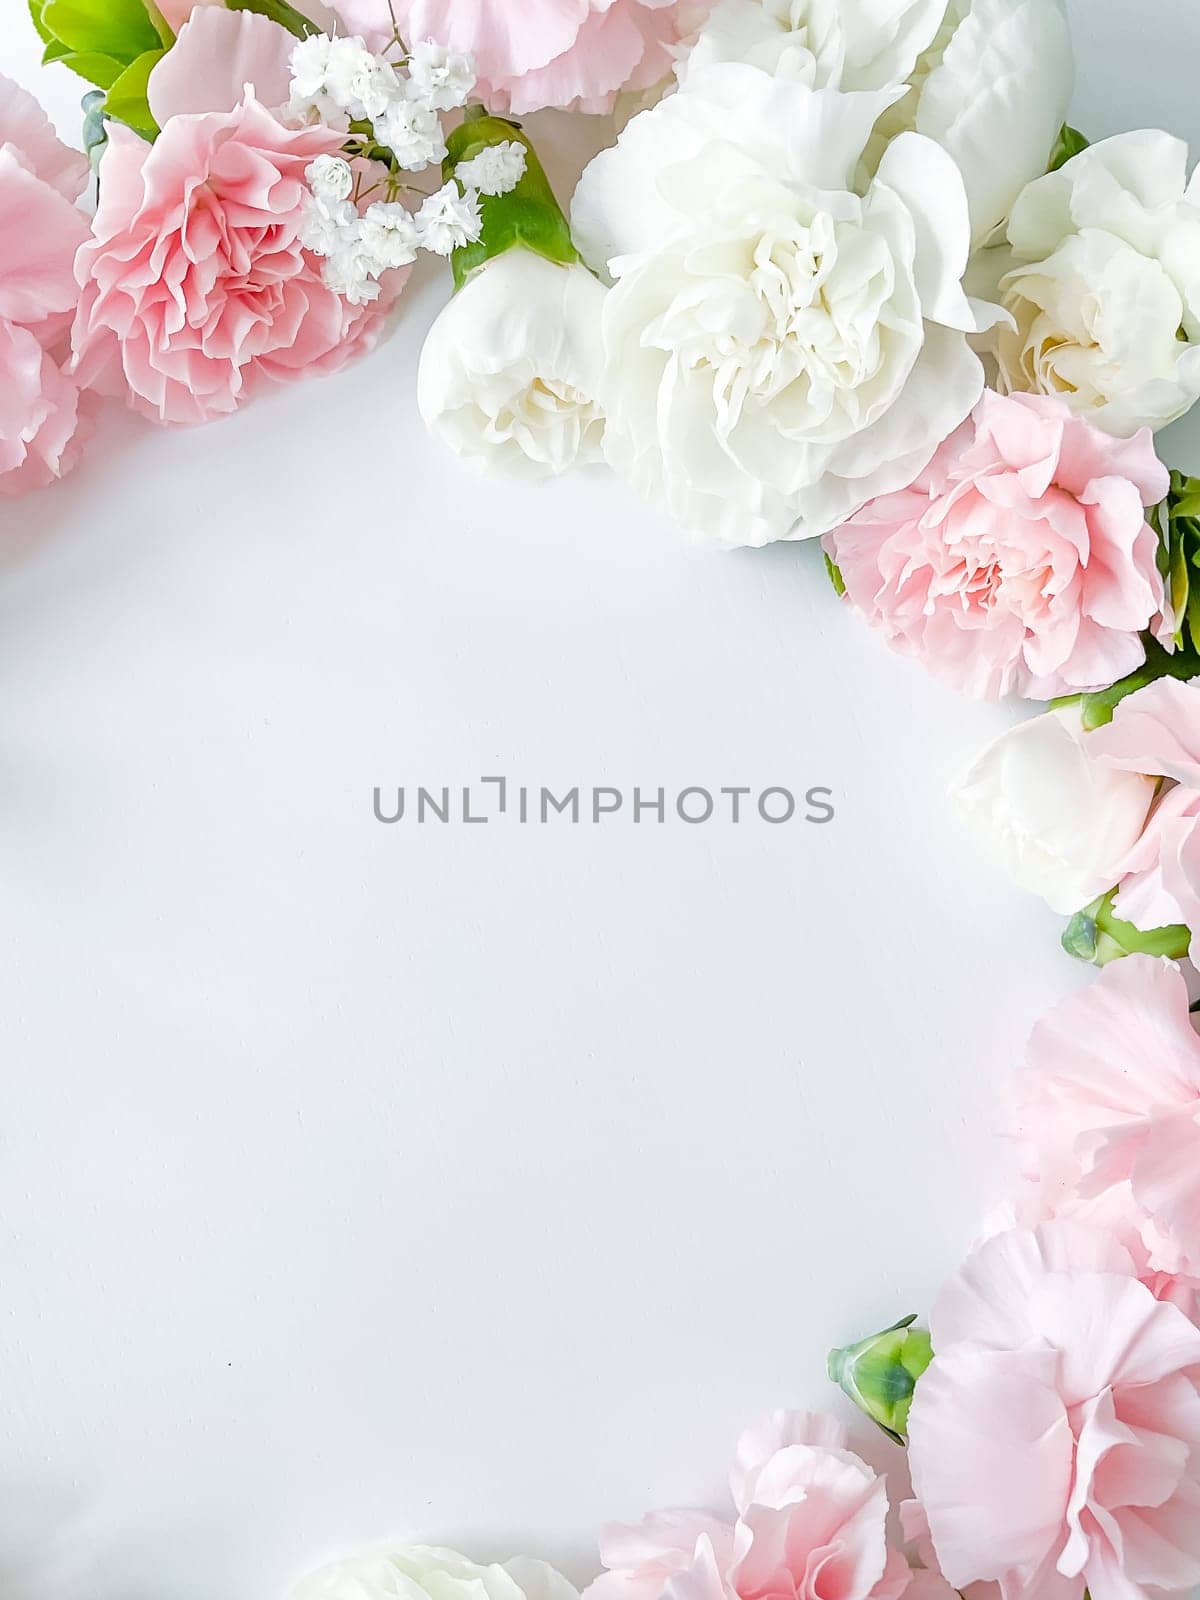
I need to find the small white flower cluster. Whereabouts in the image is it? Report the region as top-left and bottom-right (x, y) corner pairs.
(290, 34), (527, 304)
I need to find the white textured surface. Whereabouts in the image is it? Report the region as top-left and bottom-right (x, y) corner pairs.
(1, 5), (1198, 1597)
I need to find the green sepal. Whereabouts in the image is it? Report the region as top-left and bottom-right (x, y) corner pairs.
(445, 115), (580, 293)
(224, 0), (319, 39)
(827, 1314), (933, 1444)
(1077, 636), (1200, 731)
(103, 48), (164, 140)
(1151, 471), (1200, 656)
(1048, 124), (1088, 172)
(824, 553), (846, 597)
(1063, 890), (1191, 967)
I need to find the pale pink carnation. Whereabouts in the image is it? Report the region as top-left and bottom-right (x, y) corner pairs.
(332, 0), (687, 114)
(1088, 677), (1200, 934)
(71, 98), (396, 426)
(585, 1412), (909, 1600)
(824, 392), (1169, 701)
(0, 75), (91, 494)
(1011, 955), (1200, 1313)
(908, 1221), (1200, 1600)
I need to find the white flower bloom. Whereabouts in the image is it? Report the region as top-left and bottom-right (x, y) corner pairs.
(360, 201), (420, 270)
(950, 706), (1156, 917)
(299, 194), (359, 257)
(992, 130), (1200, 437)
(571, 63), (1003, 546)
(289, 34), (334, 102)
(323, 35), (400, 121)
(373, 96), (447, 171)
(305, 154), (354, 204)
(418, 250), (608, 480)
(416, 181), (483, 256)
(321, 231), (382, 305)
(677, 0), (1073, 245)
(291, 1547), (578, 1600)
(407, 39), (477, 112)
(456, 141), (527, 198)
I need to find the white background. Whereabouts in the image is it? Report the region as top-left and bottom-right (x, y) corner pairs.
(1, 3), (1198, 1596)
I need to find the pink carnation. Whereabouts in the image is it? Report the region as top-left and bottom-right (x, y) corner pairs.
(0, 75), (91, 494)
(824, 392), (1169, 701)
(908, 1222), (1200, 1600)
(585, 1412), (909, 1600)
(1087, 677), (1200, 934)
(1011, 955), (1200, 1313)
(332, 0), (687, 114)
(71, 98), (394, 426)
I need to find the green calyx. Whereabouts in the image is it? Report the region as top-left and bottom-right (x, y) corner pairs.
(1151, 471), (1200, 660)
(1048, 123), (1089, 172)
(29, 0), (172, 140)
(827, 1315), (933, 1444)
(1063, 890), (1191, 967)
(444, 114), (581, 293)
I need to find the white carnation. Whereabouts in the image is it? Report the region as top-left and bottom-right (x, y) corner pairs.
(677, 0), (1073, 245)
(291, 1546), (578, 1600)
(456, 141), (527, 198)
(571, 63), (1004, 546)
(992, 130), (1200, 437)
(951, 706), (1156, 917)
(415, 181), (482, 256)
(418, 250), (608, 480)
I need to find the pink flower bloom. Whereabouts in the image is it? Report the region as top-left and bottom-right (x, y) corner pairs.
(71, 97), (397, 427)
(1088, 677), (1200, 933)
(824, 392), (1169, 701)
(148, 8), (296, 122)
(908, 1221), (1200, 1600)
(331, 0), (687, 114)
(0, 75), (91, 494)
(1011, 955), (1200, 1313)
(585, 1412), (909, 1600)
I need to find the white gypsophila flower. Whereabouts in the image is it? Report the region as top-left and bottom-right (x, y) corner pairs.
(299, 194), (359, 257)
(570, 63), (1005, 546)
(676, 0), (1073, 246)
(373, 97), (447, 171)
(418, 249), (608, 480)
(322, 34), (400, 120)
(455, 141), (527, 198)
(290, 1546), (579, 1600)
(360, 201), (421, 270)
(305, 154), (354, 204)
(991, 130), (1200, 437)
(415, 181), (482, 256)
(321, 231), (382, 304)
(950, 706), (1156, 917)
(289, 33), (335, 102)
(407, 39), (477, 112)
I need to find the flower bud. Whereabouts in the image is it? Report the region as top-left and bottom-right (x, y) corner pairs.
(827, 1315), (932, 1443)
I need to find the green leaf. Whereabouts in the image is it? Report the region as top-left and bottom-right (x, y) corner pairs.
(104, 47), (163, 140)
(141, 0), (175, 47)
(28, 0), (54, 45)
(824, 553), (846, 598)
(224, 0), (319, 38)
(445, 115), (580, 291)
(55, 50), (128, 87)
(1048, 123), (1089, 172)
(1079, 636), (1200, 731)
(42, 0), (159, 58)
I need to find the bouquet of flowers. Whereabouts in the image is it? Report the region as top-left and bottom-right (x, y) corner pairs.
(12, 3), (1200, 1598)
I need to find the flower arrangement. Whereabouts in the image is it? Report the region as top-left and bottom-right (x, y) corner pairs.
(12, 0), (1200, 1596)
